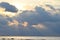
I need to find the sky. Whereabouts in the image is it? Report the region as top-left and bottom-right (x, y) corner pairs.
(0, 0), (60, 36)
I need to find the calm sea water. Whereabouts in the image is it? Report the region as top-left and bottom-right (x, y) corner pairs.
(0, 36), (60, 40)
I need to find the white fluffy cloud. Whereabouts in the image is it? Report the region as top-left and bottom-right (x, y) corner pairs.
(32, 24), (46, 29)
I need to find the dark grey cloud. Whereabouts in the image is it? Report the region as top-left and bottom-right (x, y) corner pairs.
(46, 4), (55, 10)
(0, 5), (60, 36)
(19, 6), (60, 23)
(18, 6), (54, 24)
(15, 6), (60, 36)
(0, 2), (18, 12)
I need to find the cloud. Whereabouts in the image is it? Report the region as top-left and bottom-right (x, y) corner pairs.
(8, 20), (19, 26)
(0, 0), (60, 36)
(8, 20), (28, 27)
(45, 4), (55, 10)
(0, 7), (5, 12)
(19, 6), (51, 25)
(14, 6), (60, 36)
(32, 24), (46, 29)
(22, 22), (28, 27)
(0, 2), (18, 12)
(0, 7), (17, 17)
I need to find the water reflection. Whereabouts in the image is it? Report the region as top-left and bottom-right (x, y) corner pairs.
(0, 37), (60, 40)
(0, 38), (46, 40)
